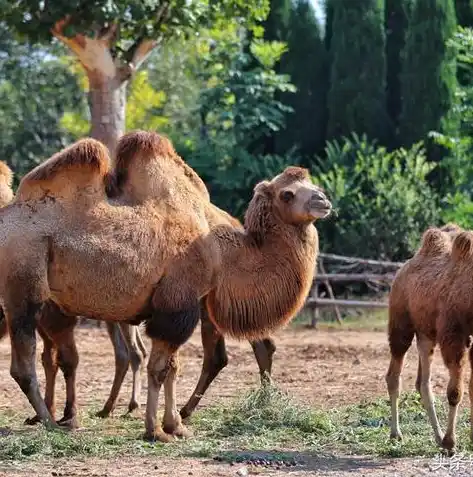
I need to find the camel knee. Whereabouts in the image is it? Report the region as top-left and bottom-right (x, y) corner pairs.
(146, 306), (200, 348)
(10, 368), (35, 395)
(210, 338), (228, 372)
(447, 386), (462, 407)
(129, 347), (145, 373)
(385, 365), (401, 396)
(263, 338), (276, 357)
(58, 347), (79, 378)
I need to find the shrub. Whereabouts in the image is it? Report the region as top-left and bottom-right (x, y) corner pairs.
(313, 134), (441, 261)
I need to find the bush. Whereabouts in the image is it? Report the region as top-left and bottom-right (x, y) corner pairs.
(313, 134), (441, 261)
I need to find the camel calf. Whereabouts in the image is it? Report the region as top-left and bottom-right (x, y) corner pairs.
(386, 223), (462, 448)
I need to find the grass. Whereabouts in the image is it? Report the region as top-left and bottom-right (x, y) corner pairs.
(0, 386), (471, 464)
(293, 309), (388, 331)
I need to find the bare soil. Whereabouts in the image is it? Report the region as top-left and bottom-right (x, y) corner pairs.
(0, 324), (469, 476)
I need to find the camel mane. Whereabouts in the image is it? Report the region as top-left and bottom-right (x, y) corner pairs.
(451, 230), (473, 262)
(418, 227), (453, 256)
(16, 138), (110, 200)
(111, 130), (210, 200)
(0, 161), (13, 188)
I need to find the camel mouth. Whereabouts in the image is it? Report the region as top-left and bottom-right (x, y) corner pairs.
(308, 199), (332, 219)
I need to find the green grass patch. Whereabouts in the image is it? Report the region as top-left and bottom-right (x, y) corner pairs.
(0, 386), (470, 463)
(293, 309), (388, 331)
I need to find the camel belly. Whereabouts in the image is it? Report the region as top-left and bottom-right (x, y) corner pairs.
(48, 234), (161, 321)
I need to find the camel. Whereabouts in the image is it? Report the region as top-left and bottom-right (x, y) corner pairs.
(1, 131), (332, 441)
(0, 157), (276, 427)
(429, 229), (473, 452)
(386, 223), (462, 448)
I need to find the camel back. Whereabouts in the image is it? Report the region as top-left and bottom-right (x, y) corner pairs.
(112, 131), (210, 201)
(16, 139), (111, 202)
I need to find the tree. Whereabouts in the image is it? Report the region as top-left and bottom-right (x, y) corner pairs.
(399, 0), (457, 189)
(385, 0), (413, 147)
(455, 0), (473, 27)
(326, 0), (387, 144)
(278, 0), (328, 158)
(0, 23), (84, 179)
(1, 1), (269, 154)
(262, 0), (291, 42)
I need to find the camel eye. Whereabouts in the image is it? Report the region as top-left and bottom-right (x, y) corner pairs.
(280, 190), (295, 203)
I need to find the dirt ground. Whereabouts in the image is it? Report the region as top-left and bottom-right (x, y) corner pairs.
(0, 324), (469, 476)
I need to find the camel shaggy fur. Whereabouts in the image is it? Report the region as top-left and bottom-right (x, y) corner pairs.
(1, 131), (331, 441)
(386, 223), (462, 448)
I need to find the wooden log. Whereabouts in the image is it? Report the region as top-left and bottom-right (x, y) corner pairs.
(309, 283), (319, 329)
(315, 273), (395, 282)
(319, 253), (403, 268)
(306, 298), (388, 308)
(318, 261), (342, 324)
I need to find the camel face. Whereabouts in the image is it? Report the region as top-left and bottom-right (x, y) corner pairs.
(269, 167), (332, 225)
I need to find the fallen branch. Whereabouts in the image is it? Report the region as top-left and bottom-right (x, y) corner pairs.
(306, 298), (388, 308)
(319, 253), (403, 268)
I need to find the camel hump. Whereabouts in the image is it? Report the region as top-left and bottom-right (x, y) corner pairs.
(418, 228), (452, 256)
(452, 230), (473, 262)
(0, 161), (13, 188)
(16, 138), (111, 201)
(113, 130), (210, 200)
(440, 222), (463, 238)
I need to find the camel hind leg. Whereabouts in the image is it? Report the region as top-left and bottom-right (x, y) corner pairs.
(417, 336), (443, 445)
(439, 332), (468, 453)
(6, 298), (54, 428)
(97, 322), (130, 418)
(119, 323), (147, 414)
(385, 308), (414, 440)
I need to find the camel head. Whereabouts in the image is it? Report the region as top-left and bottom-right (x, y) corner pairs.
(247, 166), (332, 231)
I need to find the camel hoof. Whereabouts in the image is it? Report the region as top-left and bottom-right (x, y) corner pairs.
(441, 435), (455, 453)
(125, 401), (141, 417)
(144, 427), (176, 443)
(390, 430), (403, 441)
(163, 423), (192, 439)
(96, 408), (112, 419)
(57, 415), (79, 430)
(24, 415), (41, 426)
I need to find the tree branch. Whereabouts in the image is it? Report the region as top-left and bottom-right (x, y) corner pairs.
(51, 17), (116, 77)
(125, 1), (171, 71)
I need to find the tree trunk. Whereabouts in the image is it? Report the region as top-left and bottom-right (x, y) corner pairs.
(88, 72), (127, 157)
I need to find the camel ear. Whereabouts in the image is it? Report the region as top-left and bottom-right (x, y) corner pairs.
(254, 180), (272, 198)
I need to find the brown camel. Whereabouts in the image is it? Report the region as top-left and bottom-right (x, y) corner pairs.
(430, 229), (473, 452)
(0, 159), (275, 426)
(386, 223), (462, 448)
(2, 131), (331, 441)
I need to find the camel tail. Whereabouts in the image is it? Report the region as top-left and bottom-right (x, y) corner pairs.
(452, 231), (473, 262)
(418, 227), (452, 256)
(16, 138), (110, 201)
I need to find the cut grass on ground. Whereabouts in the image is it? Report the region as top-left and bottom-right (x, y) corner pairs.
(0, 385), (470, 463)
(294, 310), (388, 331)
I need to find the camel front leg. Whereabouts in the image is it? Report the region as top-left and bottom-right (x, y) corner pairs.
(180, 305), (228, 420)
(251, 337), (276, 385)
(162, 351), (191, 438)
(145, 339), (176, 442)
(6, 300), (55, 428)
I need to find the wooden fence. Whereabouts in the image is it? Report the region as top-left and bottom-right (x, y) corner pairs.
(304, 252), (404, 328)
